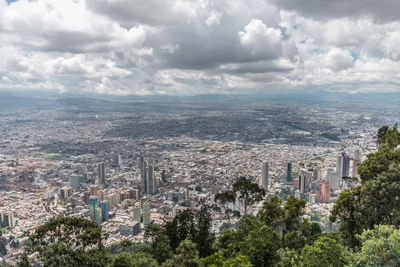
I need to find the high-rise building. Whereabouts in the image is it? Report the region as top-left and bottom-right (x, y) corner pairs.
(261, 162), (269, 191)
(70, 175), (81, 190)
(133, 202), (141, 227)
(89, 196), (98, 221)
(328, 168), (340, 190)
(342, 152), (350, 177)
(313, 167), (321, 181)
(143, 201), (150, 226)
(113, 154), (122, 167)
(299, 172), (307, 193)
(287, 162), (292, 182)
(148, 164), (157, 195)
(317, 181), (331, 203)
(336, 156), (343, 178)
(100, 200), (109, 221)
(98, 162), (105, 184)
(139, 157), (147, 194)
(95, 207), (103, 225)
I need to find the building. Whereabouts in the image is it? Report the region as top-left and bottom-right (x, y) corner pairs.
(317, 181), (331, 203)
(119, 221), (140, 236)
(328, 168), (340, 190)
(113, 154), (122, 167)
(148, 164), (157, 195)
(139, 156), (147, 194)
(299, 172), (307, 193)
(70, 174), (82, 190)
(98, 162), (105, 184)
(100, 200), (109, 221)
(0, 213), (14, 228)
(95, 207), (103, 225)
(342, 152), (350, 177)
(89, 196), (98, 221)
(133, 202), (141, 223)
(287, 162), (292, 182)
(143, 201), (150, 226)
(261, 161), (269, 191)
(313, 167), (321, 181)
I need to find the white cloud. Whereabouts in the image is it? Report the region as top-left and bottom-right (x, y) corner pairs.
(0, 0), (399, 95)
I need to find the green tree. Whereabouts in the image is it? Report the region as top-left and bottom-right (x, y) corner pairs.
(144, 225), (173, 264)
(20, 216), (108, 267)
(194, 204), (216, 258)
(352, 225), (400, 267)
(302, 236), (349, 267)
(376, 126), (389, 146)
(257, 195), (284, 229)
(215, 177), (265, 216)
(331, 126), (400, 247)
(111, 251), (158, 267)
(162, 239), (201, 267)
(244, 225), (280, 267)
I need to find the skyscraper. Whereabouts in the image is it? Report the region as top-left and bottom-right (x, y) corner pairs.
(143, 201), (150, 226)
(299, 172), (307, 193)
(342, 152), (350, 177)
(261, 161), (269, 191)
(148, 163), (157, 195)
(139, 156), (147, 194)
(98, 162), (105, 184)
(133, 202), (141, 222)
(287, 162), (292, 182)
(113, 154), (122, 167)
(100, 200), (109, 221)
(313, 167), (321, 181)
(89, 196), (98, 221)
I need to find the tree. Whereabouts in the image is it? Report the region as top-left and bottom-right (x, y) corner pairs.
(215, 177), (265, 216)
(162, 239), (201, 267)
(352, 225), (400, 267)
(331, 126), (400, 247)
(111, 251), (158, 267)
(164, 209), (196, 252)
(194, 203), (216, 258)
(244, 225), (281, 267)
(257, 195), (284, 229)
(20, 216), (108, 267)
(376, 126), (389, 146)
(144, 225), (173, 264)
(301, 236), (349, 267)
(201, 251), (251, 267)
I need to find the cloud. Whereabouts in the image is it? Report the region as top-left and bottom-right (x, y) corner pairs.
(269, 0), (400, 22)
(0, 0), (399, 95)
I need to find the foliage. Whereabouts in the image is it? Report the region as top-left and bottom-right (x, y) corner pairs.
(301, 236), (349, 267)
(351, 225), (400, 267)
(110, 251), (158, 267)
(162, 239), (201, 267)
(331, 126), (400, 247)
(244, 225), (280, 266)
(376, 126), (389, 145)
(215, 177), (265, 216)
(19, 216), (108, 267)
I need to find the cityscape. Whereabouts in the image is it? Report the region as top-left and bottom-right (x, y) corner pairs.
(0, 93), (397, 264)
(1, 0), (400, 265)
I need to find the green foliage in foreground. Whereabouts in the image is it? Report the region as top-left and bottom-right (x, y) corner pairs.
(16, 126), (400, 267)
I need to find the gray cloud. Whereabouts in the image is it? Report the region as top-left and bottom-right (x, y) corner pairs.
(0, 0), (399, 95)
(270, 0), (400, 22)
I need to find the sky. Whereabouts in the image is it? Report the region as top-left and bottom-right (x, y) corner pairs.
(1, 0), (400, 96)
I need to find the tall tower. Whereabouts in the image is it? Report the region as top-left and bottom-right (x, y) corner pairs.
(98, 162), (105, 184)
(100, 200), (109, 221)
(262, 162), (269, 191)
(287, 162), (292, 182)
(143, 201), (150, 226)
(342, 152), (350, 177)
(139, 156), (147, 194)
